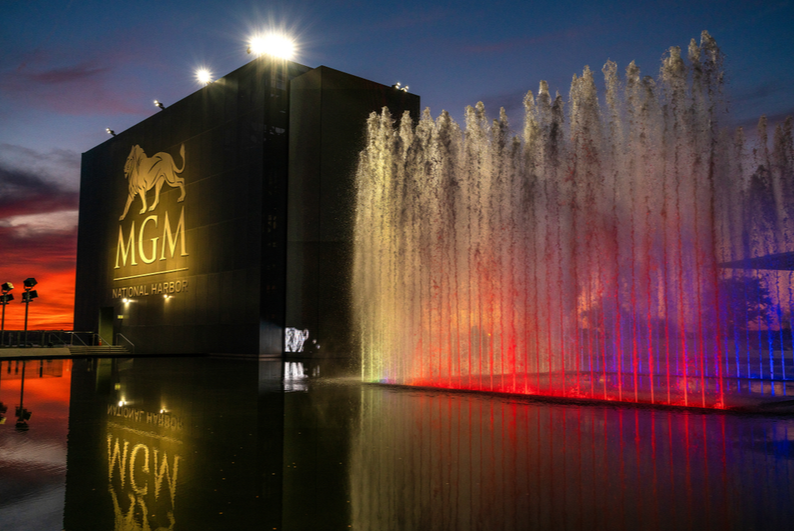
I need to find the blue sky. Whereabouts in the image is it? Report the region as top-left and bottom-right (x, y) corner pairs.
(0, 0), (792, 327)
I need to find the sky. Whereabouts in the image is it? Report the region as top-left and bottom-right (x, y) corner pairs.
(0, 0), (792, 330)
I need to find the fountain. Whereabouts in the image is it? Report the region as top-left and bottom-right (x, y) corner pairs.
(353, 32), (793, 409)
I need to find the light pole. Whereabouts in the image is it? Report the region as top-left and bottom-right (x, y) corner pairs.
(20, 278), (37, 348)
(1, 282), (13, 347)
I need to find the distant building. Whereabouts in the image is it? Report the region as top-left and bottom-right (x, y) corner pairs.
(74, 58), (419, 357)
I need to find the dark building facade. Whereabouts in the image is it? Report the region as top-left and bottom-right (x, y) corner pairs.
(74, 57), (419, 357)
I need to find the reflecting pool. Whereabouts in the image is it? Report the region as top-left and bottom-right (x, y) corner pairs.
(0, 356), (792, 530)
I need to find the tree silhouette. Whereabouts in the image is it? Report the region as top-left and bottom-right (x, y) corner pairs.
(718, 275), (774, 330)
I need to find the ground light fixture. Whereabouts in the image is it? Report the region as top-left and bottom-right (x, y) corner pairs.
(20, 278), (37, 347)
(1, 282), (13, 347)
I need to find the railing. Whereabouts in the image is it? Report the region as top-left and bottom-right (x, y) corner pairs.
(0, 329), (94, 348)
(68, 332), (92, 348)
(115, 333), (135, 355)
(94, 333), (110, 347)
(46, 332), (68, 348)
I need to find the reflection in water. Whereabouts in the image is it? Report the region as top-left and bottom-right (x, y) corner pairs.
(0, 359), (72, 531)
(2, 357), (791, 530)
(351, 386), (793, 531)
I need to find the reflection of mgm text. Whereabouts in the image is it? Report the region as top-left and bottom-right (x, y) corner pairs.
(107, 404), (184, 431)
(107, 433), (181, 531)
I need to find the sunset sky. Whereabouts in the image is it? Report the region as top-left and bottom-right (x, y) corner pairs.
(0, 0), (792, 330)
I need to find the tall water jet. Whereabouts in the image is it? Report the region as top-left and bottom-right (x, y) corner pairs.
(353, 32), (793, 408)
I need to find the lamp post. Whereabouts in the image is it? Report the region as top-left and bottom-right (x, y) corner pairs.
(1, 282), (13, 348)
(21, 278), (37, 348)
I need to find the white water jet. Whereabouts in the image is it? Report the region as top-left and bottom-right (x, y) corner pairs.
(353, 32), (794, 408)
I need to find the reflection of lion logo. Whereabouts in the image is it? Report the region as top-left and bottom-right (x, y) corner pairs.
(119, 144), (186, 221)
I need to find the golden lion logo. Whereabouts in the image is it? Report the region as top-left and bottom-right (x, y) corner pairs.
(120, 144), (186, 221)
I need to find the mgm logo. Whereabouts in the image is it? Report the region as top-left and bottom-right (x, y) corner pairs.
(115, 144), (188, 269)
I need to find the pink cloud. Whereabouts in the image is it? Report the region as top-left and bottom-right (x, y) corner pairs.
(0, 56), (142, 115)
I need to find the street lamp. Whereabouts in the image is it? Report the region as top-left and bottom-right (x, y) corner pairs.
(21, 278), (37, 347)
(1, 282), (13, 347)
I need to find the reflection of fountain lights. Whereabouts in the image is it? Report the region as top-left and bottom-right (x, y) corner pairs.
(350, 385), (794, 530)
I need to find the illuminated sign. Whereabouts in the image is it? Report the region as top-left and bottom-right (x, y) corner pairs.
(115, 208), (187, 268)
(119, 145), (186, 221)
(114, 144), (189, 283)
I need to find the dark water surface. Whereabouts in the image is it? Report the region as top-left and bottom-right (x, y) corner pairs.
(0, 356), (792, 530)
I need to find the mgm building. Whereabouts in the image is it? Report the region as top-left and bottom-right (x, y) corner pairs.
(74, 57), (419, 358)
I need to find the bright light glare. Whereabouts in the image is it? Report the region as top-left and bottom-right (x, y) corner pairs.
(248, 33), (296, 60)
(195, 68), (213, 85)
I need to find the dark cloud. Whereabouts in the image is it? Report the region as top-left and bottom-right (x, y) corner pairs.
(0, 162), (78, 219)
(25, 62), (110, 85)
(0, 224), (77, 271)
(0, 143), (80, 190)
(0, 163), (77, 328)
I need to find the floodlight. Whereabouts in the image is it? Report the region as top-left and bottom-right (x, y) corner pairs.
(1, 294), (14, 304)
(106, 128), (116, 136)
(23, 278), (37, 288)
(154, 100), (166, 110)
(195, 68), (213, 85)
(247, 33), (296, 60)
(21, 291), (37, 302)
(1, 282), (12, 292)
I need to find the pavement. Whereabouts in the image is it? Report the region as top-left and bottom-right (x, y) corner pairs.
(0, 347), (72, 359)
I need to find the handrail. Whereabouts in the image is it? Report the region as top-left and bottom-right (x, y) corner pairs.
(115, 333), (135, 355)
(46, 333), (68, 347)
(94, 333), (111, 347)
(69, 332), (89, 347)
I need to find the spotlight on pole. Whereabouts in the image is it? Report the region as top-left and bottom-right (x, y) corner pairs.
(106, 128), (116, 136)
(154, 100), (166, 110)
(20, 278), (37, 347)
(392, 82), (409, 93)
(1, 282), (13, 348)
